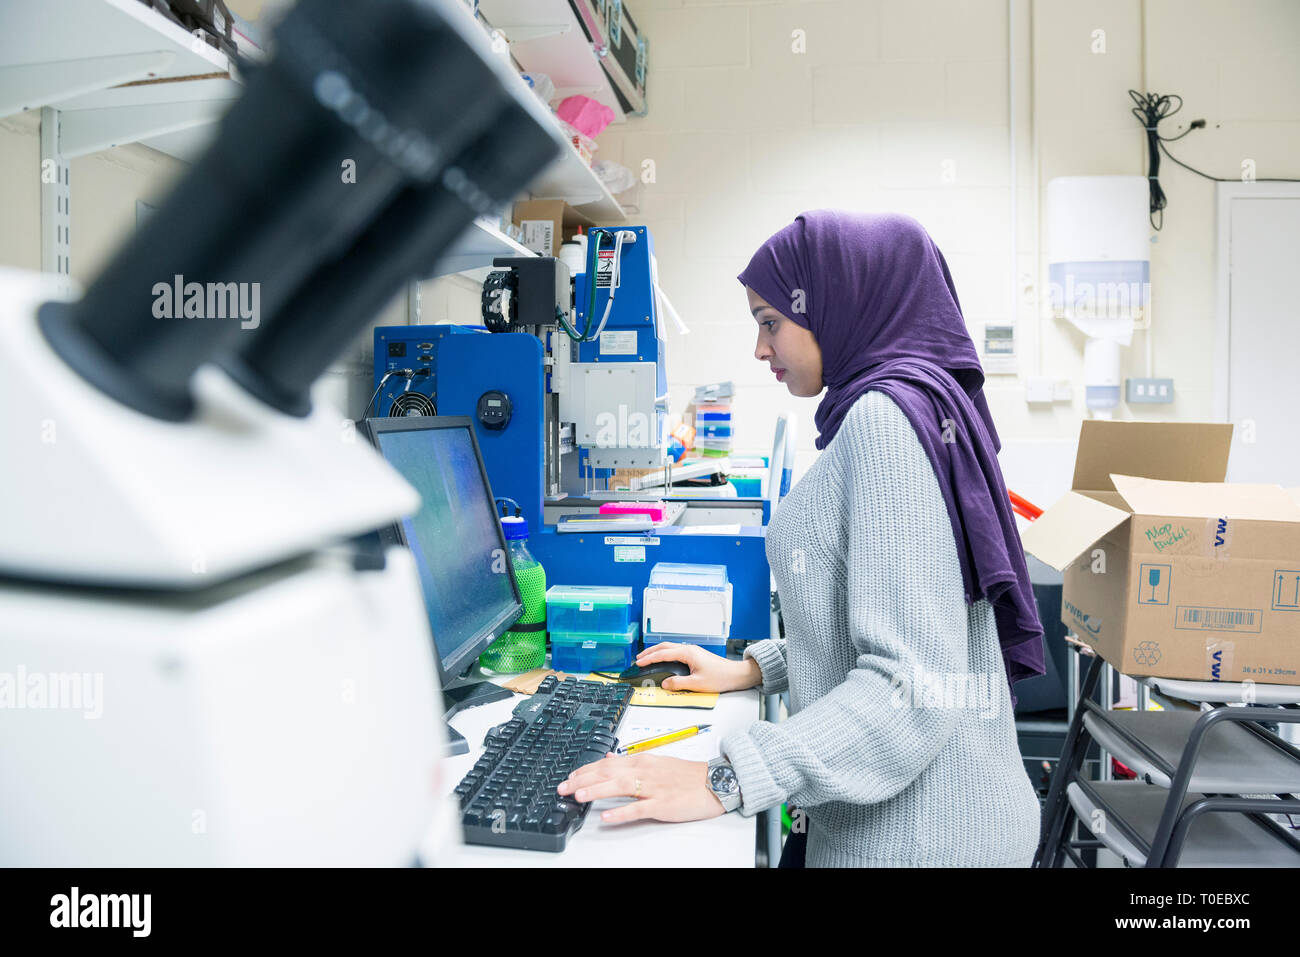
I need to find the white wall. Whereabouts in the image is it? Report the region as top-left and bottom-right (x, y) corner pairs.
(592, 0), (1300, 499)
(0, 112), (186, 280)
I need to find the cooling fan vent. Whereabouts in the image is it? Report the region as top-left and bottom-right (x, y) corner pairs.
(388, 392), (436, 417)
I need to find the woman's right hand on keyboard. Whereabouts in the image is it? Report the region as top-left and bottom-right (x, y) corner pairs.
(635, 642), (762, 693)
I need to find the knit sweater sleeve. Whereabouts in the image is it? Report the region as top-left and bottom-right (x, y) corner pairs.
(720, 392), (970, 815)
(741, 638), (788, 695)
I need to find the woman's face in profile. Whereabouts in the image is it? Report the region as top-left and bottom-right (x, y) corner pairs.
(747, 287), (824, 398)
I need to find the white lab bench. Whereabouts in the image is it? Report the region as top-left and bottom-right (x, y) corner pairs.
(443, 663), (766, 867)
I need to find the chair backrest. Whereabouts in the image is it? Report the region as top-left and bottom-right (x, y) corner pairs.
(766, 413), (797, 508)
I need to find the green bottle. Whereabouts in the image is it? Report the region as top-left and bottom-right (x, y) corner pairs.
(480, 514), (547, 673)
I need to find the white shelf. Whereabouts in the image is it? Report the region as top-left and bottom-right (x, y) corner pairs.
(52, 76), (240, 158)
(0, 0), (249, 157)
(463, 1), (626, 224)
(427, 216), (538, 279)
(476, 0), (629, 122)
(6, 0), (625, 281)
(527, 146), (626, 223)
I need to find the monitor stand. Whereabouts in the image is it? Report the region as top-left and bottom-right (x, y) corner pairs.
(441, 677), (514, 756)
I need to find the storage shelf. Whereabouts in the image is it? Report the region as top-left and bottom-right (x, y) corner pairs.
(471, 0), (627, 223)
(527, 147), (625, 222)
(428, 216), (538, 279)
(5, 0), (627, 283)
(476, 0), (629, 122)
(52, 76), (241, 158)
(0, 0), (251, 157)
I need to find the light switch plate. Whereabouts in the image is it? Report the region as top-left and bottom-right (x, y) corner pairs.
(1025, 377), (1055, 404)
(1126, 377), (1175, 404)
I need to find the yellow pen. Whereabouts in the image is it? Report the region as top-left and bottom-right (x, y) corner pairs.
(616, 724), (712, 756)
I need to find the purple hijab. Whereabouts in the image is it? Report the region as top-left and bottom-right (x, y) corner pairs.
(738, 210), (1045, 692)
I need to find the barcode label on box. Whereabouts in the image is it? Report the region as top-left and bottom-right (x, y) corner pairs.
(1175, 606), (1262, 633)
(519, 219), (555, 256)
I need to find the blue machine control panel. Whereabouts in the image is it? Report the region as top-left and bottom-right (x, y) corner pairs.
(371, 324), (486, 418)
(438, 332), (546, 536)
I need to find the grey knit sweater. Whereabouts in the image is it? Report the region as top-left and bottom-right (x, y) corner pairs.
(720, 390), (1040, 867)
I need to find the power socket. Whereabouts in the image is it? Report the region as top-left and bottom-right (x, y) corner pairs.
(1126, 378), (1174, 404)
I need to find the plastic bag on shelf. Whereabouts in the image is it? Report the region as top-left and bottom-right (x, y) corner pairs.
(592, 160), (635, 194)
(555, 118), (597, 167)
(520, 72), (555, 107)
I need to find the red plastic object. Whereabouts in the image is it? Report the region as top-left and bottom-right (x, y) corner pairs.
(1009, 489), (1043, 522)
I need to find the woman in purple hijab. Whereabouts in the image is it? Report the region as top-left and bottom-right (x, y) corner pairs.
(738, 209), (1046, 690)
(561, 211), (1044, 867)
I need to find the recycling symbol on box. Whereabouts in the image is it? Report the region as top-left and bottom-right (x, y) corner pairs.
(1133, 641), (1162, 667)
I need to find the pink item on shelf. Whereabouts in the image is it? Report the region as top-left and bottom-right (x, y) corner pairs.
(599, 501), (667, 522)
(556, 95), (616, 139)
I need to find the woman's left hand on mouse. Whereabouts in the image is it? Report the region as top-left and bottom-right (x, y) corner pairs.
(558, 754), (725, 823)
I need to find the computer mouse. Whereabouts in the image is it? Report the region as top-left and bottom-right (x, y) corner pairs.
(615, 661), (692, 688)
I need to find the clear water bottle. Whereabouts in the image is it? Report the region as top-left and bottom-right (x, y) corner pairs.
(479, 515), (547, 673)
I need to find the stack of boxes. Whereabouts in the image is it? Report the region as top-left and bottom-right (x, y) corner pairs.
(692, 382), (734, 459)
(642, 562), (733, 657)
(545, 585), (638, 673)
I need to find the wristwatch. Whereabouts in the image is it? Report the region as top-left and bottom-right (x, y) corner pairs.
(707, 756), (742, 813)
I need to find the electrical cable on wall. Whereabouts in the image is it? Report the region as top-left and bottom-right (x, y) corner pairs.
(1129, 90), (1300, 230)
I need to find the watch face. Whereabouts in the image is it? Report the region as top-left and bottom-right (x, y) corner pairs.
(710, 765), (738, 795)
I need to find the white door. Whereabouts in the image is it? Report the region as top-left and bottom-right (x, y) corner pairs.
(1217, 186), (1300, 485)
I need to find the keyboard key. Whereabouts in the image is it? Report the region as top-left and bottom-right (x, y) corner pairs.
(523, 809), (546, 832)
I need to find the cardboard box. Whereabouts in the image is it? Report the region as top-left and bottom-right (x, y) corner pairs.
(1020, 421), (1300, 684)
(510, 199), (594, 257)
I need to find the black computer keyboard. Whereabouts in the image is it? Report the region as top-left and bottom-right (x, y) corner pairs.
(454, 675), (634, 852)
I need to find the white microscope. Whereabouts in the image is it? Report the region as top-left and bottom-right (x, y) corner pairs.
(0, 0), (566, 865)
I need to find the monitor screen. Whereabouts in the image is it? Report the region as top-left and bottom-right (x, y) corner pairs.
(370, 419), (521, 677)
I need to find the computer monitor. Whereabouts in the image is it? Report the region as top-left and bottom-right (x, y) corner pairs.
(362, 416), (522, 748)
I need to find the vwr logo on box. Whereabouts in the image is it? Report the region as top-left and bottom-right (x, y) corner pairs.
(1063, 599), (1101, 636)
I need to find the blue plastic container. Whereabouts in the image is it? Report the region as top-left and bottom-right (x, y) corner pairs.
(551, 623), (640, 673)
(546, 584), (634, 634)
(642, 631), (727, 658)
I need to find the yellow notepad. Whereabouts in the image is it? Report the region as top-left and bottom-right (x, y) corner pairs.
(583, 673), (718, 709)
